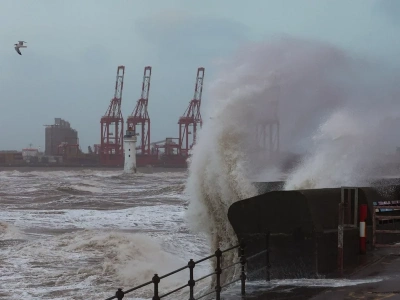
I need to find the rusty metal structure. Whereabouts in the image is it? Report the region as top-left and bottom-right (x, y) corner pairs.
(178, 67), (205, 156)
(96, 66), (206, 168)
(100, 66), (125, 166)
(127, 66), (152, 156)
(126, 66), (157, 167)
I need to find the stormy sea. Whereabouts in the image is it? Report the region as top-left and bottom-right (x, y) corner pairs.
(2, 36), (400, 300)
(0, 169), (212, 299)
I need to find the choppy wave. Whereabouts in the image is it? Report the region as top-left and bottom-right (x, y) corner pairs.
(0, 221), (25, 240)
(56, 186), (95, 195)
(1, 230), (188, 298)
(0, 169), (209, 300)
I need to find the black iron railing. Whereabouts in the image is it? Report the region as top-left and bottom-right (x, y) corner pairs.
(105, 241), (247, 300)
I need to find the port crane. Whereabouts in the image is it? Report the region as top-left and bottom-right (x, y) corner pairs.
(178, 67), (205, 156)
(100, 65), (125, 166)
(127, 66), (152, 155)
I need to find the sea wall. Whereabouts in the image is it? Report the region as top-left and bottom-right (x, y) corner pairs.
(228, 185), (400, 280)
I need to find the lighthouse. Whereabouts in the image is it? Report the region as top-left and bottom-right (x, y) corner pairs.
(124, 126), (137, 173)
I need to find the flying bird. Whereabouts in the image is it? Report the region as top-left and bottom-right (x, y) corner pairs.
(14, 41), (27, 55)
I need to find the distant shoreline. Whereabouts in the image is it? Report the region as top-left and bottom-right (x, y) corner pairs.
(0, 166), (187, 173)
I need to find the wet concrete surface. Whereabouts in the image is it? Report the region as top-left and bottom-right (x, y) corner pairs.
(310, 252), (400, 300)
(224, 249), (400, 300)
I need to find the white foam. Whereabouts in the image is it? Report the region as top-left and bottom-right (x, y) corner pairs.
(0, 221), (25, 239)
(0, 205), (185, 232)
(0, 169), (206, 299)
(0, 230), (190, 299)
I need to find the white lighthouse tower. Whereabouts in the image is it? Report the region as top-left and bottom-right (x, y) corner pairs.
(124, 126), (137, 173)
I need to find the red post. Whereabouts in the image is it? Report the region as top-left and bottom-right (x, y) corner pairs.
(359, 204), (367, 254)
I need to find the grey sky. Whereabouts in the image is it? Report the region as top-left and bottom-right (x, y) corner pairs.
(0, 0), (398, 151)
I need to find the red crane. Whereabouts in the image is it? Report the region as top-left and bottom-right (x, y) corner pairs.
(178, 67), (205, 156)
(100, 65), (125, 166)
(127, 66), (152, 155)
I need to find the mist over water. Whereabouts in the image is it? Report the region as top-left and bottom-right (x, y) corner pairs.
(185, 36), (400, 283)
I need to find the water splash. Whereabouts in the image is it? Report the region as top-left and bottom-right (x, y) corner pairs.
(185, 36), (400, 284)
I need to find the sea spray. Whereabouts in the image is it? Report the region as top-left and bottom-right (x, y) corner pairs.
(185, 37), (351, 285)
(185, 36), (400, 286)
(284, 110), (367, 189)
(184, 85), (261, 285)
(285, 96), (400, 189)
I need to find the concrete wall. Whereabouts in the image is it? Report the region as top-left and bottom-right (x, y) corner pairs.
(228, 185), (400, 280)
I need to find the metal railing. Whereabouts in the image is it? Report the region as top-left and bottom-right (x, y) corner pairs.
(373, 205), (400, 248)
(105, 241), (247, 300)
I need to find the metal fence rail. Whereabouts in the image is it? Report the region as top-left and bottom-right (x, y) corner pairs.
(105, 241), (247, 300)
(373, 205), (400, 248)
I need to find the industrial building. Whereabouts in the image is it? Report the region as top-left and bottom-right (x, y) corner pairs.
(0, 151), (24, 165)
(0, 117), (97, 166)
(45, 118), (79, 156)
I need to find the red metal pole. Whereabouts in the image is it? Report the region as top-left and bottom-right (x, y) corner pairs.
(359, 204), (367, 254)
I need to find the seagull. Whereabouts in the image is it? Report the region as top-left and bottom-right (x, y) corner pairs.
(14, 41), (27, 55)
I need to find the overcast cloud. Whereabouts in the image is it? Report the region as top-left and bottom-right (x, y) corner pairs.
(0, 0), (398, 151)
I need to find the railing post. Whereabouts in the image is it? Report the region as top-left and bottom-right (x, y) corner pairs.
(338, 202), (344, 277)
(215, 248), (222, 300)
(239, 240), (247, 296)
(188, 259), (195, 300)
(265, 230), (271, 281)
(372, 206), (376, 248)
(313, 228), (320, 277)
(116, 288), (124, 300)
(152, 274), (160, 300)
